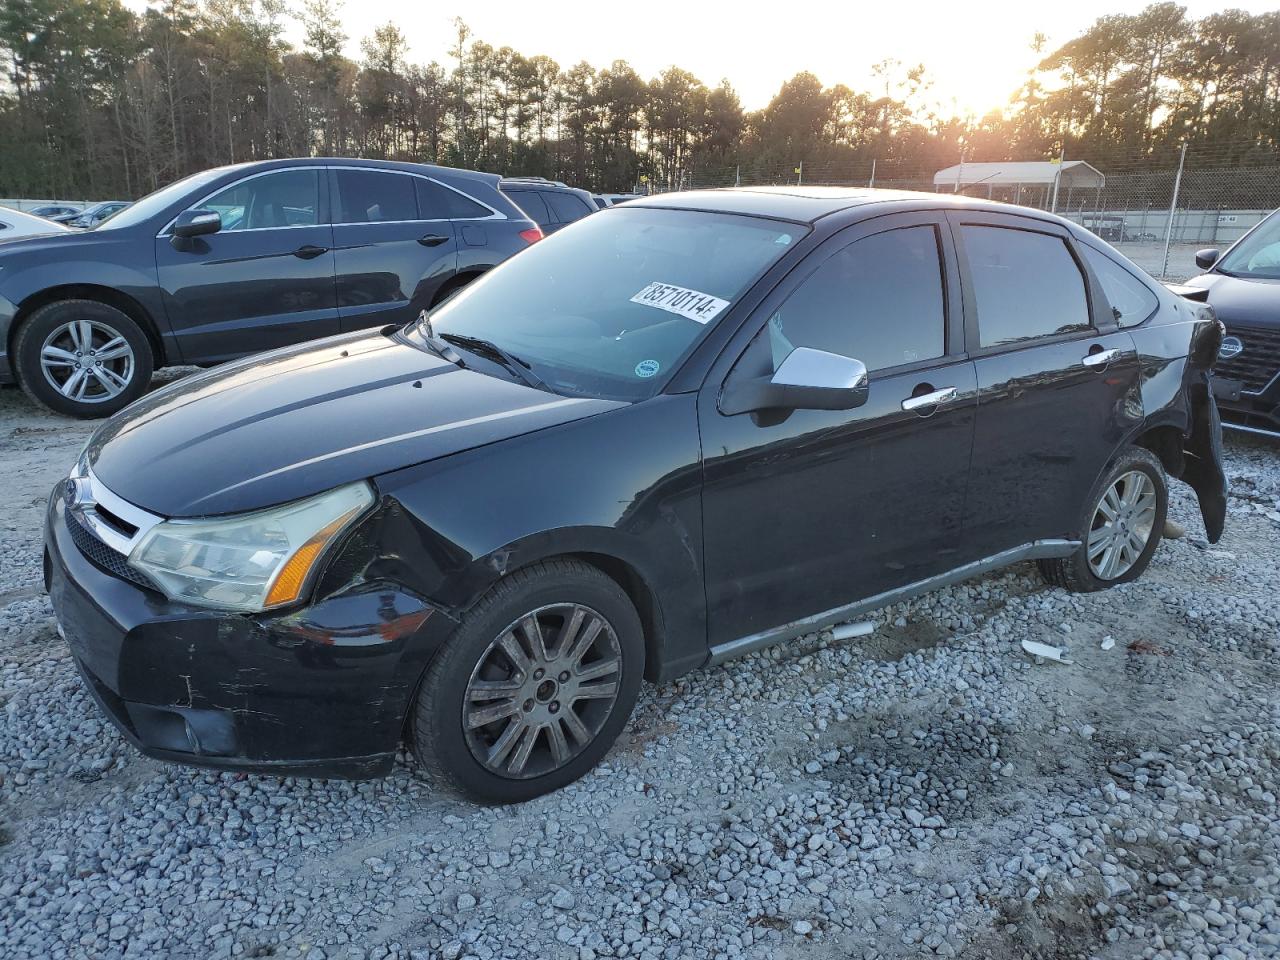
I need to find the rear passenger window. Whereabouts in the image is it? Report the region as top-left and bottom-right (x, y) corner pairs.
(507, 190), (551, 226)
(334, 170), (416, 223)
(962, 225), (1090, 347)
(1080, 245), (1158, 328)
(416, 179), (491, 220)
(544, 191), (593, 224)
(737, 225), (947, 376)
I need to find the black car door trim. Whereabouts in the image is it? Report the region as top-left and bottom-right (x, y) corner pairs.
(705, 210), (966, 409)
(707, 538), (1080, 664)
(945, 209), (1119, 358)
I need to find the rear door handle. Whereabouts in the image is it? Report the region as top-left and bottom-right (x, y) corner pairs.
(901, 386), (958, 412)
(293, 244), (328, 260)
(1082, 348), (1122, 368)
(418, 234), (450, 247)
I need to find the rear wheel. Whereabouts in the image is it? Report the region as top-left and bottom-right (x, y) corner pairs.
(14, 299), (153, 418)
(1039, 446), (1168, 592)
(411, 559), (644, 803)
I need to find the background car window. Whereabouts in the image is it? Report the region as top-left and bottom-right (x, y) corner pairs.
(334, 169), (416, 223)
(1216, 210), (1280, 278)
(737, 225), (946, 377)
(202, 170), (319, 231)
(507, 189), (551, 226)
(963, 225), (1090, 347)
(544, 191), (593, 224)
(1080, 245), (1158, 328)
(416, 179), (490, 220)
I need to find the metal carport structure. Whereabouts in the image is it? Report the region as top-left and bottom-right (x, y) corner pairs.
(932, 160), (1105, 210)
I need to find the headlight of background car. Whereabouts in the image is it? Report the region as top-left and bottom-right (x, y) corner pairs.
(128, 482), (374, 612)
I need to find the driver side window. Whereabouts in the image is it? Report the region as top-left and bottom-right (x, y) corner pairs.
(199, 169), (320, 232)
(735, 225), (947, 380)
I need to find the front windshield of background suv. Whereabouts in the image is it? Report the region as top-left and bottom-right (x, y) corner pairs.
(1218, 212), (1280, 279)
(413, 207), (805, 401)
(90, 167), (234, 231)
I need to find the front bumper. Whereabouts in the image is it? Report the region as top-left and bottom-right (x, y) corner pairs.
(44, 485), (449, 779)
(1213, 374), (1280, 437)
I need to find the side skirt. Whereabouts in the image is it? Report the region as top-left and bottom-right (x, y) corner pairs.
(706, 539), (1080, 666)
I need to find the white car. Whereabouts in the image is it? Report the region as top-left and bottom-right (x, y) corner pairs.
(0, 206), (71, 240)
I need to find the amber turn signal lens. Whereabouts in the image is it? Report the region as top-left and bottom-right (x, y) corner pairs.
(263, 506), (363, 608)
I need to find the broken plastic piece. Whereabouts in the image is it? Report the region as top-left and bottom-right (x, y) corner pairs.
(831, 620), (875, 641)
(1101, 636), (1116, 651)
(1020, 638), (1073, 665)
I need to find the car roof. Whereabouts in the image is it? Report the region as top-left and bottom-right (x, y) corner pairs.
(198, 157), (504, 189)
(623, 185), (1076, 228)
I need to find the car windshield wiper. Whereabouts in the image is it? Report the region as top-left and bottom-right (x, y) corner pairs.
(439, 333), (552, 393)
(414, 310), (467, 367)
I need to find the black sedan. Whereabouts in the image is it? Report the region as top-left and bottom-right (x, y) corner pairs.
(0, 159), (540, 418)
(45, 188), (1226, 802)
(1180, 208), (1280, 437)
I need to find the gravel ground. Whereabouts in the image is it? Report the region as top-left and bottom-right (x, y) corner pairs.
(1, 378), (1279, 960)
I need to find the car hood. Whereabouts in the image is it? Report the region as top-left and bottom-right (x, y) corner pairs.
(88, 330), (623, 517)
(1183, 271), (1280, 328)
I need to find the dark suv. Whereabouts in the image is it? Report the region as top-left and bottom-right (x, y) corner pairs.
(45, 188), (1225, 803)
(500, 177), (597, 234)
(1179, 207), (1280, 436)
(0, 158), (540, 417)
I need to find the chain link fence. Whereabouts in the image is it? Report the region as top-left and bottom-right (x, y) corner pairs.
(675, 145), (1280, 281)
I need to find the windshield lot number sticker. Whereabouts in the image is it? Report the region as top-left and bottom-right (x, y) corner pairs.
(635, 359), (660, 378)
(631, 282), (730, 324)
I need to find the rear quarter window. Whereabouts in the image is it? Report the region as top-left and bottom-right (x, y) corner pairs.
(1080, 245), (1159, 328)
(505, 189), (551, 226)
(419, 179), (492, 220)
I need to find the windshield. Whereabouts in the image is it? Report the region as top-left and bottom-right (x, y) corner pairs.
(1218, 211), (1280, 279)
(415, 207), (805, 401)
(91, 167), (236, 231)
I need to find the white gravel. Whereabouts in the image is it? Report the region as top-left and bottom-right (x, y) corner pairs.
(1, 379), (1278, 960)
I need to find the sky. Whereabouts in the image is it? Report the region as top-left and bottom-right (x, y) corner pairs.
(126, 0), (1280, 118)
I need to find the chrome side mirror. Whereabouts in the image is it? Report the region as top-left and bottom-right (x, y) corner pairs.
(720, 347), (870, 415)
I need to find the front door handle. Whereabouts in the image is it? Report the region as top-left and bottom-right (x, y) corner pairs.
(901, 386), (958, 412)
(293, 244), (328, 260)
(418, 234), (450, 247)
(1082, 347), (1123, 368)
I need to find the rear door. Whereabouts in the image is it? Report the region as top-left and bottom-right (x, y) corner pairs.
(155, 167), (338, 363)
(951, 211), (1143, 555)
(330, 167), (460, 331)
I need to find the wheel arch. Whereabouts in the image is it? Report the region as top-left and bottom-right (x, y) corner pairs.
(429, 268), (488, 307)
(10, 284), (166, 382)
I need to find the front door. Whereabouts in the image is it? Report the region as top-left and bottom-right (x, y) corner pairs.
(950, 211), (1143, 556)
(156, 167), (337, 364)
(330, 167), (461, 331)
(699, 214), (977, 649)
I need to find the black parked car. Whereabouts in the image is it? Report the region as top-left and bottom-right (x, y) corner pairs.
(500, 177), (597, 234)
(0, 159), (541, 418)
(1178, 208), (1280, 436)
(45, 188), (1225, 803)
(66, 201), (131, 229)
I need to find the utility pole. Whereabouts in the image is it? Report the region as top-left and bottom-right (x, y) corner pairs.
(734, 164), (740, 187)
(868, 158), (876, 188)
(1162, 141), (1188, 279)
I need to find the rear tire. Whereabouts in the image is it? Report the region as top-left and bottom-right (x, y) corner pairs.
(410, 559), (644, 803)
(1038, 445), (1168, 593)
(14, 299), (153, 418)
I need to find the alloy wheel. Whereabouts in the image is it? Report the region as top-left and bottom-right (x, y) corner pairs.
(39, 319), (135, 404)
(1087, 470), (1158, 580)
(462, 603), (622, 780)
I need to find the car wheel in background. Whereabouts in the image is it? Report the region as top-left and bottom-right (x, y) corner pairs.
(411, 559), (644, 804)
(13, 299), (153, 418)
(1039, 445), (1169, 593)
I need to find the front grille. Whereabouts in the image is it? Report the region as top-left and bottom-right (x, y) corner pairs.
(1216, 325), (1280, 394)
(65, 509), (160, 593)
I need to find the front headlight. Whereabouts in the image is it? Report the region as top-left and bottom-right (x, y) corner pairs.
(128, 482), (374, 612)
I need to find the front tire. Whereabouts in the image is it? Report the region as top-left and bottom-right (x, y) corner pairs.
(411, 559), (644, 803)
(1039, 445), (1168, 592)
(13, 299), (153, 418)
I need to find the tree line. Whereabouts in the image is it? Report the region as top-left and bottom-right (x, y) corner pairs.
(1, 0), (1278, 201)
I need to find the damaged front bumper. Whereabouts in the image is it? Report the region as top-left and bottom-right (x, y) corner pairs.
(44, 486), (452, 779)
